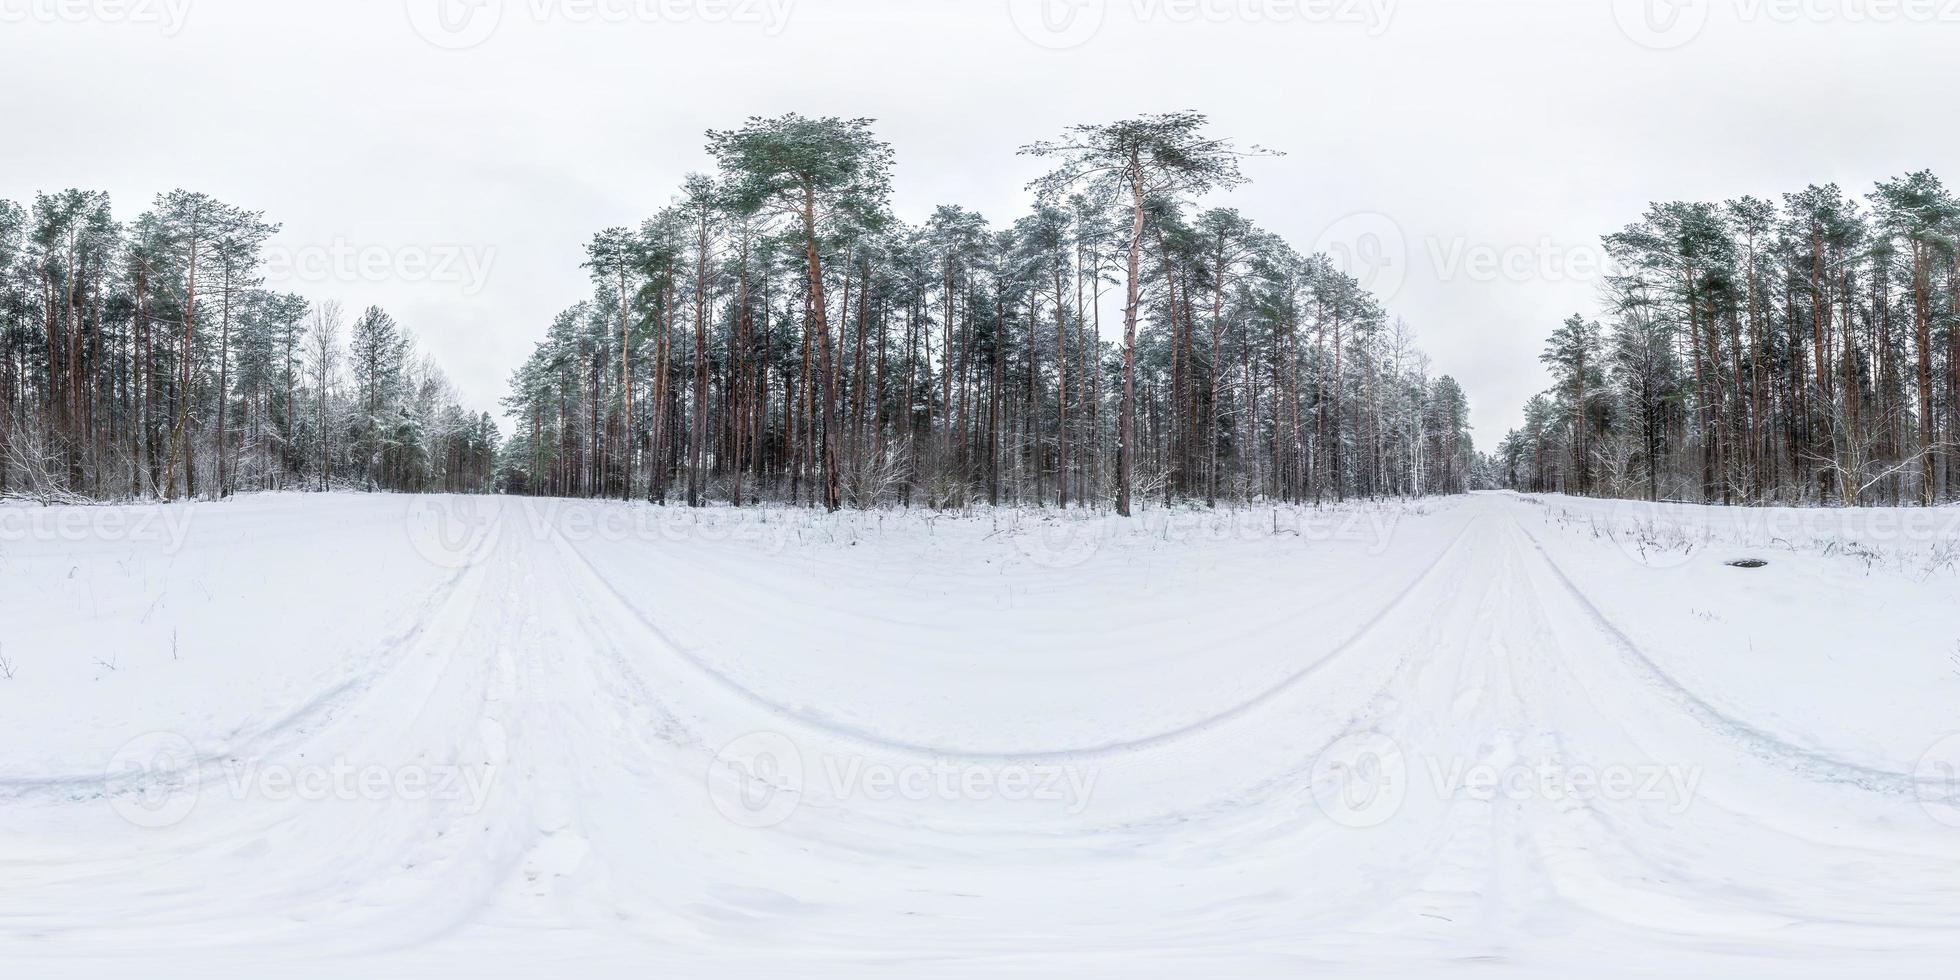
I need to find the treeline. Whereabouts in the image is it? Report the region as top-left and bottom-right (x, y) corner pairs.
(1499, 173), (1960, 507)
(0, 192), (498, 502)
(500, 112), (1475, 513)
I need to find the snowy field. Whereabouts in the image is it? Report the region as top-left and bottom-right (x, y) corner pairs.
(3, 491), (1959, 977)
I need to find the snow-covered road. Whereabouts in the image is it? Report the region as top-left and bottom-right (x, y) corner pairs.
(3, 492), (1957, 977)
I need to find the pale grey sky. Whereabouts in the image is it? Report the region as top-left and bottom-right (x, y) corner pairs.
(4, 0), (1955, 444)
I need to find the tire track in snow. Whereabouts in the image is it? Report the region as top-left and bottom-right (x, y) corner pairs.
(1488, 505), (1960, 942)
(545, 506), (1486, 764)
(0, 514), (522, 953)
(1505, 505), (1945, 802)
(0, 552), (491, 801)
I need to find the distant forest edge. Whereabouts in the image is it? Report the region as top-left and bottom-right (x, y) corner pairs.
(2, 112), (1483, 511)
(1500, 174), (1960, 508)
(0, 193), (498, 503)
(500, 112), (1475, 514)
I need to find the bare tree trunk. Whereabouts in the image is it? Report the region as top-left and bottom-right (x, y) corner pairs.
(166, 220), (199, 500)
(689, 214), (710, 507)
(801, 188), (843, 511)
(1912, 239), (1935, 505)
(216, 269), (230, 497)
(1809, 233), (1834, 501)
(1950, 252), (1960, 500)
(1055, 263), (1069, 509)
(619, 259), (634, 502)
(1117, 181), (1146, 517)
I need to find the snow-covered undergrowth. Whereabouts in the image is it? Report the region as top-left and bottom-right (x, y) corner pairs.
(3, 491), (1959, 978)
(1529, 491), (1960, 579)
(416, 492), (1435, 568)
(1508, 489), (1960, 777)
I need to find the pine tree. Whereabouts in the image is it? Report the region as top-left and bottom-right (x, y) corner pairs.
(1021, 112), (1275, 516)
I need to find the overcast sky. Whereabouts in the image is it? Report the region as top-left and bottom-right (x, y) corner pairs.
(4, 0), (1955, 443)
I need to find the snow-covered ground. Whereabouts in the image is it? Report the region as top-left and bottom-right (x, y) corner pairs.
(2, 490), (1958, 977)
